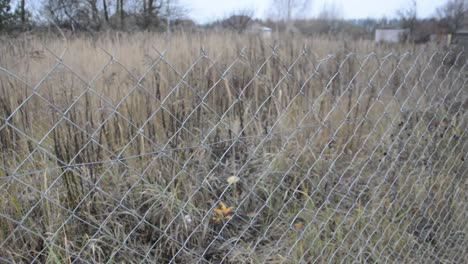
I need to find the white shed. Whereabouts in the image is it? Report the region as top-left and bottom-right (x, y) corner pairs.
(258, 26), (272, 38)
(375, 29), (409, 43)
(248, 24), (272, 39)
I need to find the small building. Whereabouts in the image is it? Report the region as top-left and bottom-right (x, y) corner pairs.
(258, 26), (272, 38)
(284, 24), (301, 36)
(248, 24), (272, 39)
(375, 28), (410, 43)
(451, 31), (468, 48)
(430, 34), (452, 46)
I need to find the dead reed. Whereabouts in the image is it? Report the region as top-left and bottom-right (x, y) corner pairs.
(0, 31), (466, 263)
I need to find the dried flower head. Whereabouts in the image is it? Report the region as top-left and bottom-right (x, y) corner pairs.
(227, 176), (240, 184)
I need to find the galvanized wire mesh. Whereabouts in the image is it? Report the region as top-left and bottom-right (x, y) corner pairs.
(0, 38), (467, 263)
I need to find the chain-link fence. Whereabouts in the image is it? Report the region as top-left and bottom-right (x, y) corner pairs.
(0, 36), (467, 263)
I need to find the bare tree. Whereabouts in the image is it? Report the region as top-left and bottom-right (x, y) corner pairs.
(397, 0), (417, 40)
(436, 0), (468, 33)
(44, 0), (102, 30)
(118, 0), (124, 28)
(102, 0), (108, 23)
(88, 0), (99, 26)
(269, 0), (311, 22)
(139, 0), (162, 29)
(317, 1), (342, 21)
(315, 1), (343, 34)
(220, 9), (254, 33)
(161, 0), (188, 33)
(19, 0), (26, 27)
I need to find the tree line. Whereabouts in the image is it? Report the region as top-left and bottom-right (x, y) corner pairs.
(0, 0), (188, 32)
(0, 0), (467, 38)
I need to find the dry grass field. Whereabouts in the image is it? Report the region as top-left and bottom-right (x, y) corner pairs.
(0, 32), (467, 263)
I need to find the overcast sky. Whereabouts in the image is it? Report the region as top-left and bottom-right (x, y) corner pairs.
(185, 0), (444, 23)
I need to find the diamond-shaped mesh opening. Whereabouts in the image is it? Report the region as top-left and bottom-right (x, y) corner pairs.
(1, 49), (55, 86)
(0, 191), (94, 262)
(2, 92), (64, 145)
(83, 162), (137, 206)
(90, 61), (142, 107)
(113, 85), (161, 129)
(154, 85), (208, 148)
(0, 225), (48, 263)
(36, 66), (89, 105)
(0, 179), (41, 223)
(72, 209), (155, 262)
(37, 118), (92, 162)
(61, 88), (116, 136)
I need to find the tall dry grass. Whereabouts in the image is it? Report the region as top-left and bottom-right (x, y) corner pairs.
(0, 31), (466, 263)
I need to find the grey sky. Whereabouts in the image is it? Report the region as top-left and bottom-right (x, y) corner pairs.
(185, 0), (444, 23)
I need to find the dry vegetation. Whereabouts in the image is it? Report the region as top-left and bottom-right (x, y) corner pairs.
(0, 32), (467, 263)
